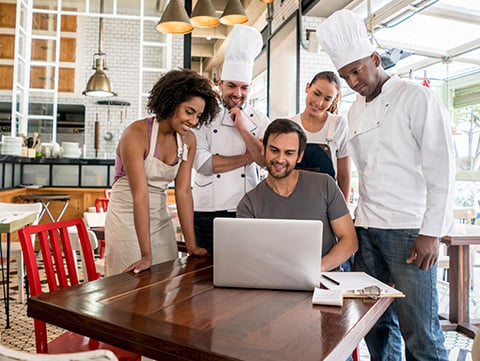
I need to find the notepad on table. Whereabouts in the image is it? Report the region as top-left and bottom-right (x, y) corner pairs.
(312, 287), (343, 306)
(320, 272), (404, 299)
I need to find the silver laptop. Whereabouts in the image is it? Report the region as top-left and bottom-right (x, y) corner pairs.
(213, 218), (323, 291)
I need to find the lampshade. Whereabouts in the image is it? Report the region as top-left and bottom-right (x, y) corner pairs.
(157, 0), (194, 34)
(260, 0), (274, 3)
(83, 0), (116, 97)
(191, 0), (220, 28)
(83, 57), (117, 97)
(220, 0), (248, 25)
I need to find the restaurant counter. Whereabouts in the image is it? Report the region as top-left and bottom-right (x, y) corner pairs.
(0, 155), (115, 189)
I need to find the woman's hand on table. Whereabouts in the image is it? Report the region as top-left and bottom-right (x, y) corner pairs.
(188, 245), (210, 256)
(124, 256), (152, 274)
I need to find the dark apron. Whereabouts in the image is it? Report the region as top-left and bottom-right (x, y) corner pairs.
(296, 143), (336, 178)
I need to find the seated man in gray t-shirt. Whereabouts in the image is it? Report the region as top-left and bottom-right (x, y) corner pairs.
(237, 118), (358, 271)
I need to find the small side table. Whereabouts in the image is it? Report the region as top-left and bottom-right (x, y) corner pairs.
(0, 211), (37, 328)
(19, 194), (70, 223)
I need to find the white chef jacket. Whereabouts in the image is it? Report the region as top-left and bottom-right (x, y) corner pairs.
(192, 103), (270, 212)
(348, 75), (455, 237)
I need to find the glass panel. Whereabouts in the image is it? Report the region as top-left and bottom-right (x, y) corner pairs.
(269, 17), (297, 119)
(15, 61), (25, 86)
(14, 163), (21, 186)
(109, 165), (115, 186)
(19, 3), (28, 29)
(89, 0), (114, 14)
(62, 0), (86, 12)
(144, 0), (164, 17)
(29, 103), (54, 116)
(143, 20), (167, 42)
(117, 0), (140, 16)
(143, 45), (167, 68)
(31, 39), (57, 61)
(29, 118), (53, 143)
(30, 66), (57, 90)
(81, 165), (108, 187)
(17, 32), (26, 57)
(22, 164), (50, 185)
(52, 165), (79, 186)
(32, 7), (52, 31)
(0, 163), (3, 187)
(142, 71), (162, 94)
(4, 163), (12, 188)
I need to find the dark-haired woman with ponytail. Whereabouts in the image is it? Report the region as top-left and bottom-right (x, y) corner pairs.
(290, 71), (350, 201)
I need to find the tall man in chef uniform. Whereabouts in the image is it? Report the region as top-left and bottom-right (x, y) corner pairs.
(316, 10), (454, 361)
(192, 25), (270, 255)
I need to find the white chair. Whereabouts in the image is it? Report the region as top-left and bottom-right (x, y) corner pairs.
(83, 212), (106, 275)
(0, 343), (119, 360)
(0, 202), (42, 303)
(68, 212), (108, 278)
(67, 223), (99, 282)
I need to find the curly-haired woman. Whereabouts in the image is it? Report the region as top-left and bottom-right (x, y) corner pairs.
(105, 69), (220, 275)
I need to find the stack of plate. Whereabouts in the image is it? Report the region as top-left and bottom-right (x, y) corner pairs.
(62, 141), (81, 158)
(1, 136), (23, 156)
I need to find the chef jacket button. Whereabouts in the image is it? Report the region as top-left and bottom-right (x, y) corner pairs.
(241, 174), (245, 178)
(377, 121), (380, 125)
(215, 153), (219, 155)
(213, 129), (218, 133)
(216, 174), (221, 178)
(252, 132), (256, 136)
(385, 104), (389, 107)
(354, 131), (357, 134)
(250, 113), (254, 117)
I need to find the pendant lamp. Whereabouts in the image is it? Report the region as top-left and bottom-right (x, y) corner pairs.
(220, 0), (248, 25)
(156, 0), (194, 34)
(83, 0), (116, 97)
(190, 0), (220, 28)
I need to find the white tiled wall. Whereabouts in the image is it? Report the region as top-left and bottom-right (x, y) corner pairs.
(1, 14), (184, 158)
(298, 16), (336, 113)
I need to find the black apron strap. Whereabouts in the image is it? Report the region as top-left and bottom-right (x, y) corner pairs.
(296, 143), (336, 178)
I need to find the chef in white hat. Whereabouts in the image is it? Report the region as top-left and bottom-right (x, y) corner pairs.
(317, 9), (453, 361)
(192, 25), (270, 255)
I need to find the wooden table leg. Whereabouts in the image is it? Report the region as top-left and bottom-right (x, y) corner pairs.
(449, 245), (469, 325)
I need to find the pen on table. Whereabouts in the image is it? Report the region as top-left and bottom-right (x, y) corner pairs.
(322, 274), (340, 286)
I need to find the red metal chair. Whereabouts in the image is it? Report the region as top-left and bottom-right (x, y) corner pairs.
(18, 218), (139, 361)
(95, 197), (109, 213)
(104, 189), (112, 199)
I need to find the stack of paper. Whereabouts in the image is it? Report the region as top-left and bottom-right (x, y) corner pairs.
(312, 287), (343, 306)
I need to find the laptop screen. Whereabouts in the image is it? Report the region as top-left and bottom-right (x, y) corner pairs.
(213, 218), (323, 291)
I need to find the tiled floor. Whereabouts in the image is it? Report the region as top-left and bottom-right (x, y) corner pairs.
(0, 257), (479, 360)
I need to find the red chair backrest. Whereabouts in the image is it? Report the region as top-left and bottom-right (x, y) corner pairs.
(18, 218), (99, 353)
(95, 198), (109, 213)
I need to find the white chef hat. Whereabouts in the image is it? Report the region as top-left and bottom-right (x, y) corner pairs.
(316, 10), (376, 71)
(221, 25), (263, 83)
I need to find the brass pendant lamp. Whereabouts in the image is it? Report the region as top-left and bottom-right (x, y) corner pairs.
(220, 0), (248, 25)
(83, 0), (116, 97)
(156, 0), (194, 34)
(190, 0), (220, 28)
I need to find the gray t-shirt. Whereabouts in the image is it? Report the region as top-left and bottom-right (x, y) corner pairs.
(237, 170), (349, 256)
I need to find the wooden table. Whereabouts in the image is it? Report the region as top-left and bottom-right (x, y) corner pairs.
(441, 223), (480, 337)
(19, 193), (70, 223)
(0, 211), (38, 328)
(28, 256), (393, 360)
